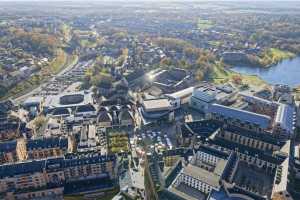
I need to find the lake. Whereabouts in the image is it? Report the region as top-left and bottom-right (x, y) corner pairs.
(231, 56), (300, 87)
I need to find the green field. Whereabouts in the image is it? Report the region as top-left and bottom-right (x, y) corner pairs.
(209, 62), (266, 87)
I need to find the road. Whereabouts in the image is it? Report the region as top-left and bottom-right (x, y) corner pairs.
(14, 56), (79, 104)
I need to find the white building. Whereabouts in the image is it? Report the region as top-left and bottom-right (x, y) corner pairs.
(140, 98), (174, 124)
(189, 84), (236, 113)
(165, 87), (194, 109)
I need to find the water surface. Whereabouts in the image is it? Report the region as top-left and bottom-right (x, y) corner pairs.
(231, 56), (300, 87)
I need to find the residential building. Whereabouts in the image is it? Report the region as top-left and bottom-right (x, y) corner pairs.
(25, 137), (69, 160)
(0, 153), (117, 199)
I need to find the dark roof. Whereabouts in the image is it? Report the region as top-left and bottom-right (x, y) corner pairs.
(0, 119), (20, 131)
(208, 104), (271, 129)
(162, 148), (186, 157)
(59, 94), (84, 105)
(45, 157), (65, 170)
(52, 107), (70, 116)
(196, 145), (229, 159)
(63, 154), (116, 168)
(109, 105), (120, 112)
(226, 186), (267, 200)
(158, 189), (186, 200)
(98, 82), (112, 89)
(98, 112), (112, 122)
(156, 69), (187, 83)
(180, 123), (194, 138)
(115, 83), (128, 91)
(0, 140), (17, 153)
(76, 104), (96, 113)
(46, 153), (116, 171)
(0, 154), (116, 178)
(121, 104), (131, 110)
(119, 110), (133, 121)
(0, 100), (14, 114)
(210, 138), (284, 165)
(168, 68), (188, 80)
(224, 126), (283, 146)
(27, 137), (68, 150)
(182, 120), (221, 137)
(0, 160), (45, 178)
(99, 106), (109, 113)
(64, 175), (113, 194)
(100, 99), (134, 107)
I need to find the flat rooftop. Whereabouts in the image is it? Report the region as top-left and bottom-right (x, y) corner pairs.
(142, 98), (172, 112)
(208, 103), (271, 129)
(170, 183), (206, 200)
(295, 145), (300, 159)
(182, 164), (221, 188)
(165, 87), (194, 100)
(23, 96), (43, 106)
(44, 90), (93, 109)
(192, 84), (235, 103)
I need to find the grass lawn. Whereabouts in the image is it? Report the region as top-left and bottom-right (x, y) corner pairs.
(269, 48), (295, 60)
(209, 61), (266, 87)
(48, 49), (68, 74)
(109, 134), (129, 154)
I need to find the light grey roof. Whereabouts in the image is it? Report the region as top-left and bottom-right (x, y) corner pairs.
(165, 87), (194, 99)
(241, 93), (278, 107)
(192, 84), (235, 104)
(208, 103), (271, 129)
(182, 164), (221, 188)
(275, 103), (295, 134)
(142, 98), (172, 112)
(23, 96), (43, 106)
(192, 87), (217, 103)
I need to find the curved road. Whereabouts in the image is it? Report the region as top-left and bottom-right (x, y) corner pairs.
(14, 56), (79, 104)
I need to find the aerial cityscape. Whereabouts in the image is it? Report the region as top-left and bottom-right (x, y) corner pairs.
(0, 1), (300, 200)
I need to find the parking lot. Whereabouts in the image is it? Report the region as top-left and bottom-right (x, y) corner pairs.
(136, 123), (178, 150)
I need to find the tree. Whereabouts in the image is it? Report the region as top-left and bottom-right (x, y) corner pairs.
(195, 70), (204, 81)
(178, 59), (189, 68)
(160, 57), (172, 66)
(33, 115), (46, 134)
(232, 75), (243, 85)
